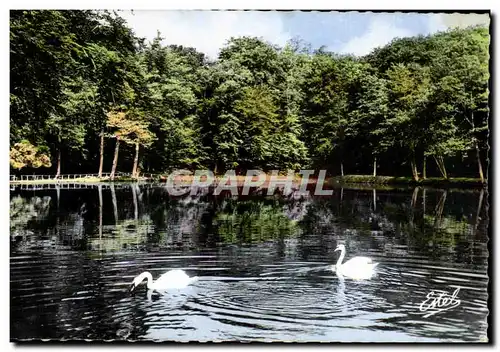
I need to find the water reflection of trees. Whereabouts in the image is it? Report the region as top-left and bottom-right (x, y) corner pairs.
(10, 194), (53, 250)
(299, 187), (488, 266)
(10, 185), (488, 267)
(89, 184), (154, 252)
(10, 195), (51, 234)
(215, 197), (303, 244)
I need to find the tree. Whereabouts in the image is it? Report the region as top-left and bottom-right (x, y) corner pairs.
(377, 63), (434, 181)
(45, 77), (93, 177)
(106, 110), (131, 180)
(10, 140), (51, 170)
(431, 27), (489, 182)
(219, 36), (282, 86)
(198, 59), (253, 172)
(10, 10), (140, 177)
(120, 112), (155, 178)
(139, 35), (207, 171)
(301, 53), (364, 173)
(368, 26), (489, 180)
(85, 43), (139, 177)
(10, 10), (79, 147)
(235, 85), (307, 170)
(350, 70), (390, 176)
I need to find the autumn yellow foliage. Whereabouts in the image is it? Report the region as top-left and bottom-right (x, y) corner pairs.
(10, 140), (51, 169)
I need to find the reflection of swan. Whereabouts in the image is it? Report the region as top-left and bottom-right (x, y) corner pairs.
(336, 272), (348, 311)
(129, 269), (198, 292)
(333, 244), (378, 280)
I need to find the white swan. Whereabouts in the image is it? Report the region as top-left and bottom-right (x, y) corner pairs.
(333, 244), (378, 280)
(129, 269), (198, 292)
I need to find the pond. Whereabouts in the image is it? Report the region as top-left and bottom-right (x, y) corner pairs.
(10, 183), (489, 342)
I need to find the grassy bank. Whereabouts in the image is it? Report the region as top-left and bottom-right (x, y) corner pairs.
(10, 173), (486, 188)
(330, 175), (486, 187)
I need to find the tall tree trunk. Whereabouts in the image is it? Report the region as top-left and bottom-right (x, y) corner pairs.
(410, 155), (419, 182)
(340, 162), (344, 177)
(475, 141), (485, 183)
(55, 149), (61, 179)
(433, 155), (448, 179)
(433, 155), (441, 177)
(373, 156), (377, 177)
(441, 156), (448, 179)
(440, 156), (447, 179)
(469, 111), (485, 183)
(110, 138), (120, 180)
(132, 142), (139, 179)
(98, 130), (104, 178)
(422, 156), (427, 180)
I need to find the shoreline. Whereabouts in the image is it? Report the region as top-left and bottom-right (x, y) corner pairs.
(330, 175), (486, 188)
(10, 174), (486, 188)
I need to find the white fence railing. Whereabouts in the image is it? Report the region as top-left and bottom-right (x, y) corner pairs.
(11, 182), (161, 191)
(9, 172), (135, 182)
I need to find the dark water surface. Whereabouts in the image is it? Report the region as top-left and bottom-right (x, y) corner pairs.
(10, 183), (489, 342)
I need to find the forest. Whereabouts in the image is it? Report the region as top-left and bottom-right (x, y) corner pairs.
(9, 10), (490, 182)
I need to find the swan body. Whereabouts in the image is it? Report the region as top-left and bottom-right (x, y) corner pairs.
(333, 244), (378, 280)
(130, 269), (198, 292)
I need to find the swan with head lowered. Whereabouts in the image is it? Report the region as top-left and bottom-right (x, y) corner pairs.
(129, 269), (198, 292)
(333, 244), (378, 280)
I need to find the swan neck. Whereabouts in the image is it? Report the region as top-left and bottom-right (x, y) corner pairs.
(141, 271), (154, 289)
(336, 248), (346, 267)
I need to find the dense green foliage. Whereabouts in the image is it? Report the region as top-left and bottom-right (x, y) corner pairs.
(10, 10), (490, 181)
